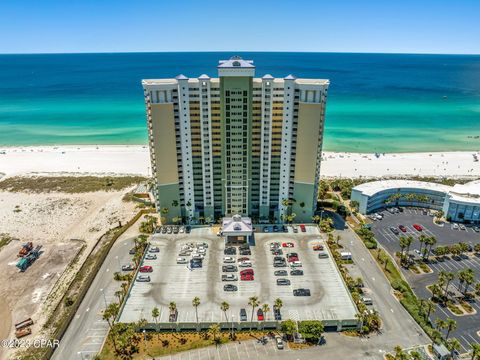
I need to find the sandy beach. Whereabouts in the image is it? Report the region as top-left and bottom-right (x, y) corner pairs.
(0, 145), (479, 178)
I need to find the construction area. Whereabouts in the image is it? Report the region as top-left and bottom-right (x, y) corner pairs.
(0, 179), (140, 360)
(118, 226), (359, 331)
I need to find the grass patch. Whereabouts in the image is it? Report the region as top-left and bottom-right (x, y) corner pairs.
(99, 330), (276, 359)
(0, 175), (147, 193)
(459, 301), (474, 313)
(447, 302), (463, 315)
(418, 263), (431, 273)
(0, 233), (12, 251)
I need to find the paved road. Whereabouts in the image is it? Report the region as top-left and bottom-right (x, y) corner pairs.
(52, 222), (141, 360)
(328, 212), (429, 356)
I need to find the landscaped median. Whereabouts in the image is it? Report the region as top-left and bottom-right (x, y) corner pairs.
(354, 226), (437, 339)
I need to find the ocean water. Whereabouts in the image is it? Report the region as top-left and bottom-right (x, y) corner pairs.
(0, 52), (479, 152)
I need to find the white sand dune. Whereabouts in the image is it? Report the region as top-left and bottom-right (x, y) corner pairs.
(0, 145), (479, 179)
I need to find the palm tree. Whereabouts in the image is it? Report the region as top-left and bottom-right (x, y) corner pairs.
(208, 323), (221, 347)
(418, 235), (427, 257)
(425, 236), (437, 259)
(424, 299), (436, 321)
(102, 302), (120, 352)
(248, 296), (260, 325)
(431, 329), (442, 347)
(169, 301), (177, 314)
(404, 235), (414, 265)
(114, 290), (123, 304)
(470, 342), (480, 360)
(399, 236), (408, 263)
(447, 338), (461, 359)
(462, 269), (475, 294)
(435, 318), (447, 333)
(430, 283), (442, 301)
(152, 306), (160, 335)
(273, 298), (283, 312)
(445, 319), (457, 339)
(192, 297), (200, 324)
(443, 272), (455, 300)
(393, 345), (409, 360)
(261, 303), (270, 321)
(220, 301), (230, 322)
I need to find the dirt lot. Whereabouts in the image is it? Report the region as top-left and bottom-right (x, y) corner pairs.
(0, 189), (138, 359)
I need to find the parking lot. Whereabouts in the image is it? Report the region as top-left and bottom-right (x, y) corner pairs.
(370, 207), (480, 353)
(118, 226), (358, 330)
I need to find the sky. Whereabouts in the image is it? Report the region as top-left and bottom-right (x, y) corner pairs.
(0, 0), (479, 54)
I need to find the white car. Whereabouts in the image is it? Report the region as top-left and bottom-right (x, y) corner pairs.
(197, 248), (206, 254)
(375, 213), (383, 220)
(196, 242), (208, 248)
(192, 253), (205, 260)
(223, 256), (235, 263)
(176, 257), (188, 264)
(179, 226), (185, 233)
(149, 246), (160, 253)
(459, 224), (466, 230)
(275, 336), (284, 350)
(452, 223), (459, 230)
(238, 261), (252, 268)
(289, 261), (303, 268)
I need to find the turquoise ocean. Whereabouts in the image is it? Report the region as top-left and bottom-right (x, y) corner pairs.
(0, 52), (479, 152)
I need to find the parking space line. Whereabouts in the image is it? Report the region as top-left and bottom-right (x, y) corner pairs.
(467, 333), (479, 343)
(459, 335), (470, 352)
(243, 341), (250, 358)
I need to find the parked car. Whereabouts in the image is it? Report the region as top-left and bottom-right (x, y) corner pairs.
(224, 284), (238, 292)
(271, 249), (283, 255)
(293, 288), (311, 296)
(241, 273), (254, 281)
(257, 308), (264, 321)
(318, 252), (329, 259)
(145, 254), (157, 260)
(224, 247), (237, 255)
(289, 261), (302, 268)
(129, 248), (136, 255)
(282, 242), (294, 248)
(223, 256), (235, 263)
(276, 278), (291, 286)
(191, 254), (204, 260)
(273, 225), (279, 232)
(222, 265), (238, 272)
(136, 275), (151, 282)
(459, 224), (466, 230)
(313, 244), (324, 251)
(273, 260), (287, 267)
(240, 269), (254, 275)
(122, 264), (135, 271)
(263, 227), (270, 233)
(374, 213), (383, 220)
(239, 249), (251, 256)
(452, 223), (459, 230)
(222, 274), (238, 281)
(179, 226), (185, 233)
(390, 226), (399, 235)
(299, 224), (306, 232)
(196, 242), (208, 248)
(399, 225), (407, 232)
(273, 308), (282, 320)
(270, 242), (281, 250)
(149, 246), (160, 253)
(240, 308), (247, 321)
(292, 226), (298, 233)
(238, 257), (250, 262)
(473, 226), (480, 232)
(239, 261), (252, 268)
(362, 297), (373, 305)
(173, 226), (179, 234)
(161, 227), (167, 234)
(139, 265), (153, 273)
(274, 270), (288, 276)
(275, 336), (284, 350)
(282, 225), (288, 233)
(176, 257), (187, 264)
(190, 259), (202, 268)
(290, 269), (304, 276)
(185, 225), (191, 233)
(413, 224), (423, 231)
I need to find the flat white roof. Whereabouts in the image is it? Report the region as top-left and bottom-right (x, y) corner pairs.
(449, 180), (480, 204)
(353, 180), (452, 197)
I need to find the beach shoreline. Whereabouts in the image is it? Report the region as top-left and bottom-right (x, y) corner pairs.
(0, 145), (479, 179)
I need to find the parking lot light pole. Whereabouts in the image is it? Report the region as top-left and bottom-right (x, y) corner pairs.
(231, 315), (235, 338)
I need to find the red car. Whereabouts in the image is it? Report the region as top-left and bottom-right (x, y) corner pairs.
(288, 256), (299, 263)
(240, 269), (254, 276)
(413, 224), (423, 231)
(398, 225), (407, 233)
(299, 224), (306, 232)
(241, 274), (254, 281)
(282, 242), (294, 248)
(313, 244), (324, 251)
(139, 265), (153, 273)
(257, 309), (264, 321)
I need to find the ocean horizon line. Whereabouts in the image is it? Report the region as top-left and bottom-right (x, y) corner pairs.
(1, 51), (480, 56)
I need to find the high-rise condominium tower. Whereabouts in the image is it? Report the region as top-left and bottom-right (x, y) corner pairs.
(143, 57), (329, 224)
